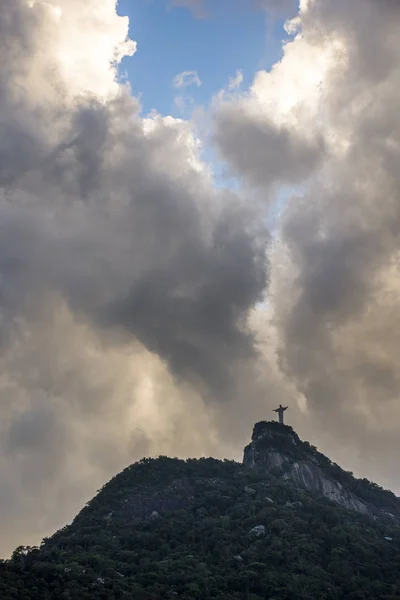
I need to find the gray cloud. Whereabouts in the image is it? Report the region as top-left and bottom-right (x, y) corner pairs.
(0, 0), (276, 557)
(2, 0), (400, 561)
(214, 104), (325, 188)
(215, 0), (400, 492)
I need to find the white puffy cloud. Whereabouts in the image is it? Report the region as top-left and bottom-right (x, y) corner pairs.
(215, 0), (400, 491)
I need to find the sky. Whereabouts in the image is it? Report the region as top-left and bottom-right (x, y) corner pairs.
(2, 0), (400, 558)
(116, 0), (285, 118)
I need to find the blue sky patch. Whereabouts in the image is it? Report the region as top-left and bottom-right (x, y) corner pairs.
(117, 0), (287, 117)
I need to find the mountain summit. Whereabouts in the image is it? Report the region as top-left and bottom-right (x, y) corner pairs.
(243, 421), (400, 522)
(1, 422), (400, 599)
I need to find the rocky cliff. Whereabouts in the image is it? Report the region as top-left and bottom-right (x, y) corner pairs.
(243, 420), (400, 522)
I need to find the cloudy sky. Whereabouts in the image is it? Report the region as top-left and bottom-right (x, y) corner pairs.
(1, 0), (400, 557)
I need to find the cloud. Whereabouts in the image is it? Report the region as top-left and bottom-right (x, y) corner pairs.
(173, 70), (202, 89)
(3, 0), (400, 562)
(228, 70), (244, 90)
(214, 102), (325, 188)
(173, 71), (203, 117)
(215, 0), (400, 492)
(0, 0), (275, 557)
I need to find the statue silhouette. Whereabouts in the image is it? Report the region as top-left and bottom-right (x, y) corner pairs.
(273, 404), (288, 424)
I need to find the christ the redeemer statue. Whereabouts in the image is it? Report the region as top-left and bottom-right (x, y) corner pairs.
(273, 404), (288, 424)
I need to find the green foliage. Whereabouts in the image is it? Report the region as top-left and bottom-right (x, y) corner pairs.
(1, 455), (400, 599)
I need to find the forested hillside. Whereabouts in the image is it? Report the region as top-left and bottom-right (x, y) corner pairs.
(1, 447), (400, 600)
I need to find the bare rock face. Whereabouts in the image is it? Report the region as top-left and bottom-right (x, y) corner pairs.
(284, 461), (370, 516)
(249, 525), (266, 537)
(243, 421), (400, 522)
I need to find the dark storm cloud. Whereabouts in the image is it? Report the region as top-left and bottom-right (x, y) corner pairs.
(0, 0), (273, 557)
(104, 204), (267, 394)
(214, 104), (325, 188)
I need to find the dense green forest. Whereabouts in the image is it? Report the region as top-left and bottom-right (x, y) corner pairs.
(1, 454), (400, 600)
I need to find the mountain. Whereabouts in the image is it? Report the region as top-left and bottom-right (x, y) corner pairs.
(244, 421), (400, 522)
(1, 423), (400, 600)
